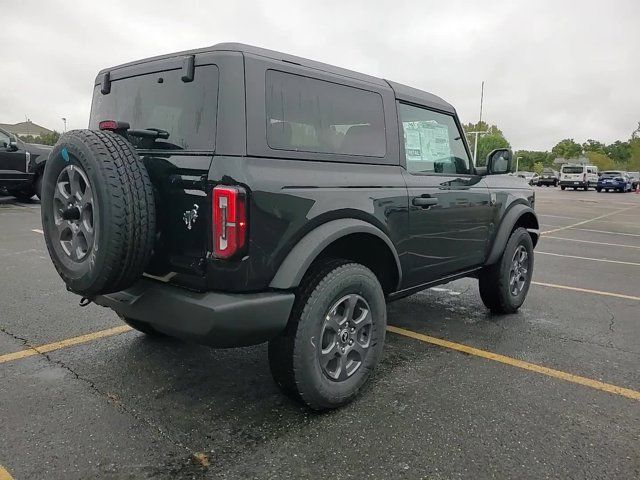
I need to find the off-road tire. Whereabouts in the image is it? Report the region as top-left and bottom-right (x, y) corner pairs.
(268, 259), (386, 410)
(41, 130), (156, 296)
(478, 227), (534, 314)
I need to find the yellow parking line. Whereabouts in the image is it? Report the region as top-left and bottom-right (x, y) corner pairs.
(0, 466), (14, 480)
(387, 325), (640, 401)
(536, 251), (640, 266)
(541, 205), (637, 235)
(532, 281), (640, 301)
(542, 236), (640, 249)
(0, 325), (132, 365)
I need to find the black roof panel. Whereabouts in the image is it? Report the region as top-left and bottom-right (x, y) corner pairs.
(97, 43), (454, 112)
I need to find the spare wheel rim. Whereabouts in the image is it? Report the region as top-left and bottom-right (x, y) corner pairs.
(52, 164), (96, 262)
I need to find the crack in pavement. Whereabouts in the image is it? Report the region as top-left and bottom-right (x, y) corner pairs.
(0, 326), (205, 470)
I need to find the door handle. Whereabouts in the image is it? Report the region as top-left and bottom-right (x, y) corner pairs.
(412, 196), (438, 208)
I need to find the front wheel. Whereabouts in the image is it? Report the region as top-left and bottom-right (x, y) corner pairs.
(596, 188), (602, 192)
(478, 227), (534, 314)
(268, 260), (386, 411)
(560, 185), (566, 190)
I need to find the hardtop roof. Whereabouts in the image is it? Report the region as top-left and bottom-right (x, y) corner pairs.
(97, 43), (456, 114)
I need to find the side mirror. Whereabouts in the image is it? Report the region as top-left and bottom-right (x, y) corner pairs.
(486, 149), (513, 175)
(7, 135), (18, 152)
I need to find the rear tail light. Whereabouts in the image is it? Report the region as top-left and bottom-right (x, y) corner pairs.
(212, 185), (247, 259)
(98, 120), (130, 132)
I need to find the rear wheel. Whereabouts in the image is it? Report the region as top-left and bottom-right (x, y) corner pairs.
(596, 188), (602, 192)
(479, 227), (534, 314)
(12, 188), (35, 202)
(560, 185), (566, 190)
(268, 260), (386, 410)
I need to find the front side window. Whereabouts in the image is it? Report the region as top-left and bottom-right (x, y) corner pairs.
(398, 103), (470, 174)
(0, 129), (10, 148)
(265, 70), (386, 158)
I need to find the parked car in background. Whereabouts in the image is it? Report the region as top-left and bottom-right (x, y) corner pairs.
(596, 171), (633, 193)
(0, 127), (51, 200)
(516, 171), (539, 185)
(537, 168), (559, 187)
(627, 171), (640, 190)
(559, 164), (598, 190)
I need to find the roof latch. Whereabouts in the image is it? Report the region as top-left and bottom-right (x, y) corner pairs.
(100, 71), (111, 94)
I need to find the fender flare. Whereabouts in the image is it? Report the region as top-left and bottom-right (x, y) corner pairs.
(269, 218), (402, 290)
(485, 204), (539, 265)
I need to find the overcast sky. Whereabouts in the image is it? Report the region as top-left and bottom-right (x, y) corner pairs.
(2, 0), (638, 151)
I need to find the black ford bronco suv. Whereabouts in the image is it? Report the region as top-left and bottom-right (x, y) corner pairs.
(41, 43), (539, 410)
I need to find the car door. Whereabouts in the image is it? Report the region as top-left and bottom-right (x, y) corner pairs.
(397, 102), (493, 287)
(0, 129), (28, 174)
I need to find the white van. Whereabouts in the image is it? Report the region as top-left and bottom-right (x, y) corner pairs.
(559, 164), (599, 191)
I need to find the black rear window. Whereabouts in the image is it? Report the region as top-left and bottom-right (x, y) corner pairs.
(90, 65), (219, 151)
(601, 171), (623, 178)
(562, 166), (584, 174)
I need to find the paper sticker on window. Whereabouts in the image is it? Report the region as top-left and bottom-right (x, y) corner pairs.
(403, 121), (451, 165)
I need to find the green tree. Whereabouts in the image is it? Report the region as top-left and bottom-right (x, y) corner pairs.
(551, 138), (582, 160)
(585, 151), (615, 171)
(514, 150), (554, 171)
(604, 140), (631, 164)
(18, 130), (60, 146)
(463, 121), (510, 166)
(533, 162), (544, 175)
(582, 139), (606, 154)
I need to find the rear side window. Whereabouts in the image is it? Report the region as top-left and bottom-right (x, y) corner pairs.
(90, 65), (219, 151)
(265, 70), (386, 157)
(398, 103), (470, 175)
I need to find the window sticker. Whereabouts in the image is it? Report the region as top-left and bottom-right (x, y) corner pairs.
(403, 121), (451, 164)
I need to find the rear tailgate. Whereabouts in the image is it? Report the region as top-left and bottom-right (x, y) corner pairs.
(89, 57), (219, 278)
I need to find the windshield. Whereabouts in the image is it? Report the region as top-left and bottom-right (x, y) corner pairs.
(562, 166), (584, 174)
(89, 65), (219, 151)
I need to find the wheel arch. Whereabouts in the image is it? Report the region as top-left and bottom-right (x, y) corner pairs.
(269, 218), (402, 294)
(485, 203), (539, 266)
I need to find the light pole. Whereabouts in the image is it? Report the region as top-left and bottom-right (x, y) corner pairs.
(61, 117), (67, 133)
(516, 156), (522, 173)
(467, 81), (489, 165)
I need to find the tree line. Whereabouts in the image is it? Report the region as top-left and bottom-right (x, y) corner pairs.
(18, 131), (61, 146)
(464, 121), (640, 174)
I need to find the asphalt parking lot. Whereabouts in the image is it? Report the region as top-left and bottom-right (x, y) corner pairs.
(1, 187), (639, 479)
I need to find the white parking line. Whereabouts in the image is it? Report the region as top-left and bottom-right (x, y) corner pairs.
(532, 281), (640, 301)
(575, 228), (640, 238)
(31, 228), (43, 234)
(537, 251), (640, 266)
(542, 236), (640, 249)
(541, 205), (637, 235)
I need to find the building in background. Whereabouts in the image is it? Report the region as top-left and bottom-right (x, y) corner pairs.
(0, 121), (53, 137)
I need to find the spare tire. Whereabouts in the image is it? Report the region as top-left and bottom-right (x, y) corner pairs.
(41, 130), (156, 296)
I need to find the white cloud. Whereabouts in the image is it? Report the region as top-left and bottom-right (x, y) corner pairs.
(1, 0), (638, 150)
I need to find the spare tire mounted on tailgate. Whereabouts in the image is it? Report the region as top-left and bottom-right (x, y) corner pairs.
(41, 130), (156, 296)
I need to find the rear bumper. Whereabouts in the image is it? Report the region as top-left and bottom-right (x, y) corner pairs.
(559, 180), (589, 187)
(537, 178), (557, 185)
(597, 182), (625, 190)
(94, 279), (295, 347)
